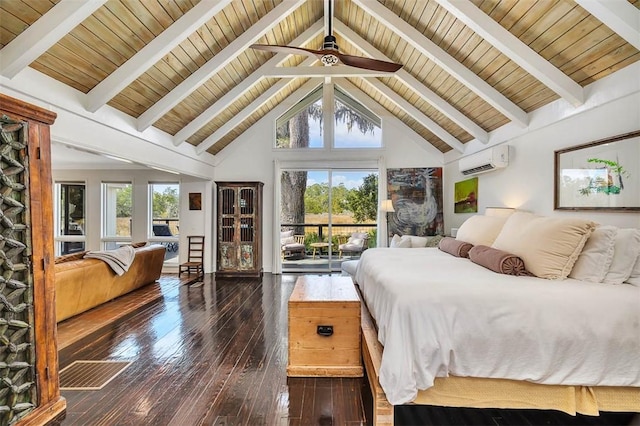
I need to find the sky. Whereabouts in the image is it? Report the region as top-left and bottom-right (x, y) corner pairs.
(306, 170), (377, 190)
(308, 111), (381, 148)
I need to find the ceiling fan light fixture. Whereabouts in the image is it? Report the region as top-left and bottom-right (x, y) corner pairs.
(321, 54), (339, 66)
(322, 35), (339, 51)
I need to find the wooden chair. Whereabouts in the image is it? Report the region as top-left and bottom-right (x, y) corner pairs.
(179, 236), (204, 281)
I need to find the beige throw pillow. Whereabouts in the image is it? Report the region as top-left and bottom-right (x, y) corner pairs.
(455, 215), (508, 246)
(491, 212), (597, 279)
(569, 225), (617, 283)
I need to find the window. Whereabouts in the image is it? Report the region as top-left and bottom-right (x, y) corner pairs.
(149, 183), (180, 262)
(55, 183), (86, 255)
(102, 182), (132, 250)
(276, 86), (323, 149)
(275, 85), (381, 149)
(334, 88), (381, 148)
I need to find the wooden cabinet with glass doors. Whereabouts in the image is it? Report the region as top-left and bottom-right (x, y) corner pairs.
(215, 181), (263, 278)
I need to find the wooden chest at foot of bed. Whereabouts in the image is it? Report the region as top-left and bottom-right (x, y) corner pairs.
(287, 275), (363, 377)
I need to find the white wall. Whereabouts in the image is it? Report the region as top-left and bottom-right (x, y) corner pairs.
(179, 179), (214, 273)
(444, 92), (640, 232)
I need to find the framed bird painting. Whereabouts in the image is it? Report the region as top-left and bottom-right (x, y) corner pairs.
(386, 168), (444, 237)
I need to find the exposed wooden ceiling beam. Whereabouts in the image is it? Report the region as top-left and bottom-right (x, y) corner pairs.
(360, 78), (465, 153)
(263, 67), (397, 78)
(334, 20), (488, 144)
(196, 77), (322, 154)
(574, 0), (640, 51)
(85, 0), (232, 113)
(0, 0), (107, 78)
(335, 78), (446, 156)
(172, 21), (324, 146)
(136, 0), (306, 132)
(435, 0), (584, 106)
(352, 0), (529, 127)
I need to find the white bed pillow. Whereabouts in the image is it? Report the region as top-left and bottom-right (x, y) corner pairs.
(407, 235), (429, 248)
(455, 215), (507, 246)
(603, 228), (640, 285)
(569, 225), (617, 283)
(390, 234), (412, 248)
(626, 256), (640, 286)
(491, 212), (597, 279)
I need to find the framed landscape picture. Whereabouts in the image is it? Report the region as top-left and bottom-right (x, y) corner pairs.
(454, 177), (478, 213)
(554, 131), (640, 211)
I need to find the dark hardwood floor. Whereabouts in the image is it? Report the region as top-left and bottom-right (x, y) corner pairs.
(58, 273), (638, 426)
(59, 274), (368, 425)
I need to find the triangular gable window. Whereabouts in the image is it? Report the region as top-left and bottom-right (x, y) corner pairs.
(275, 85), (381, 149)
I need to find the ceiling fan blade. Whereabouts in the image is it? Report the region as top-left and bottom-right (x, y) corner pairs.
(336, 53), (403, 72)
(250, 44), (322, 60)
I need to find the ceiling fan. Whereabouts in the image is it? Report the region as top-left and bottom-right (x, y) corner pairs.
(250, 0), (402, 73)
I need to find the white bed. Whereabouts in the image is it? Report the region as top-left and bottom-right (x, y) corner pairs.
(354, 247), (640, 407)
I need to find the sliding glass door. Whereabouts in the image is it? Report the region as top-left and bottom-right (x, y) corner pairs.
(280, 168), (378, 273)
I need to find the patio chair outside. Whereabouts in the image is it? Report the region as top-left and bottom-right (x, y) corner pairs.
(338, 232), (369, 258)
(281, 231), (306, 259)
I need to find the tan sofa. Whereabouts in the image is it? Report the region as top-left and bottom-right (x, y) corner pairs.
(54, 244), (166, 322)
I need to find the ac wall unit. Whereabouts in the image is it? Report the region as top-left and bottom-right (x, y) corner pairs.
(459, 145), (509, 176)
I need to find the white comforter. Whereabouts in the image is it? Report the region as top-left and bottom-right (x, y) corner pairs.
(354, 248), (640, 405)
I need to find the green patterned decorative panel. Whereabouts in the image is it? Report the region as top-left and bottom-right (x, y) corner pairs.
(0, 117), (35, 425)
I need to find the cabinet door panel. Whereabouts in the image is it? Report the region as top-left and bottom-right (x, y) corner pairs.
(240, 244), (254, 269)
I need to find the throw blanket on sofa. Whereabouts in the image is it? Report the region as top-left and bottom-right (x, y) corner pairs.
(84, 245), (136, 276)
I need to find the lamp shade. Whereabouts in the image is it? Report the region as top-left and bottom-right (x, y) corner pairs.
(485, 207), (515, 217)
(380, 199), (395, 212)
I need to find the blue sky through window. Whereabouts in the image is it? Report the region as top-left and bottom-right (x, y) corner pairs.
(306, 170), (377, 190)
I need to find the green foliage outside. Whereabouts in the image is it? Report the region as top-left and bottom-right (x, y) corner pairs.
(347, 174), (378, 222)
(115, 185), (132, 217)
(115, 185), (179, 218)
(152, 187), (180, 218)
(304, 183), (350, 215)
(304, 174), (378, 222)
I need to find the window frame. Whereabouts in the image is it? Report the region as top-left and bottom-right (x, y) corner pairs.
(54, 181), (87, 256)
(101, 181), (133, 249)
(148, 182), (180, 262)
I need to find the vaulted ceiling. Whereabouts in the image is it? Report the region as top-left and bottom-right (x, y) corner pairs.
(1, 0), (639, 158)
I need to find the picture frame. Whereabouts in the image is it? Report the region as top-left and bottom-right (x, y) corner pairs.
(454, 177), (478, 213)
(189, 192), (202, 210)
(387, 167), (444, 236)
(554, 130), (640, 212)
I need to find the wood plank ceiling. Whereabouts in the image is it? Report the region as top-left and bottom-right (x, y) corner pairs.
(1, 0), (638, 156)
